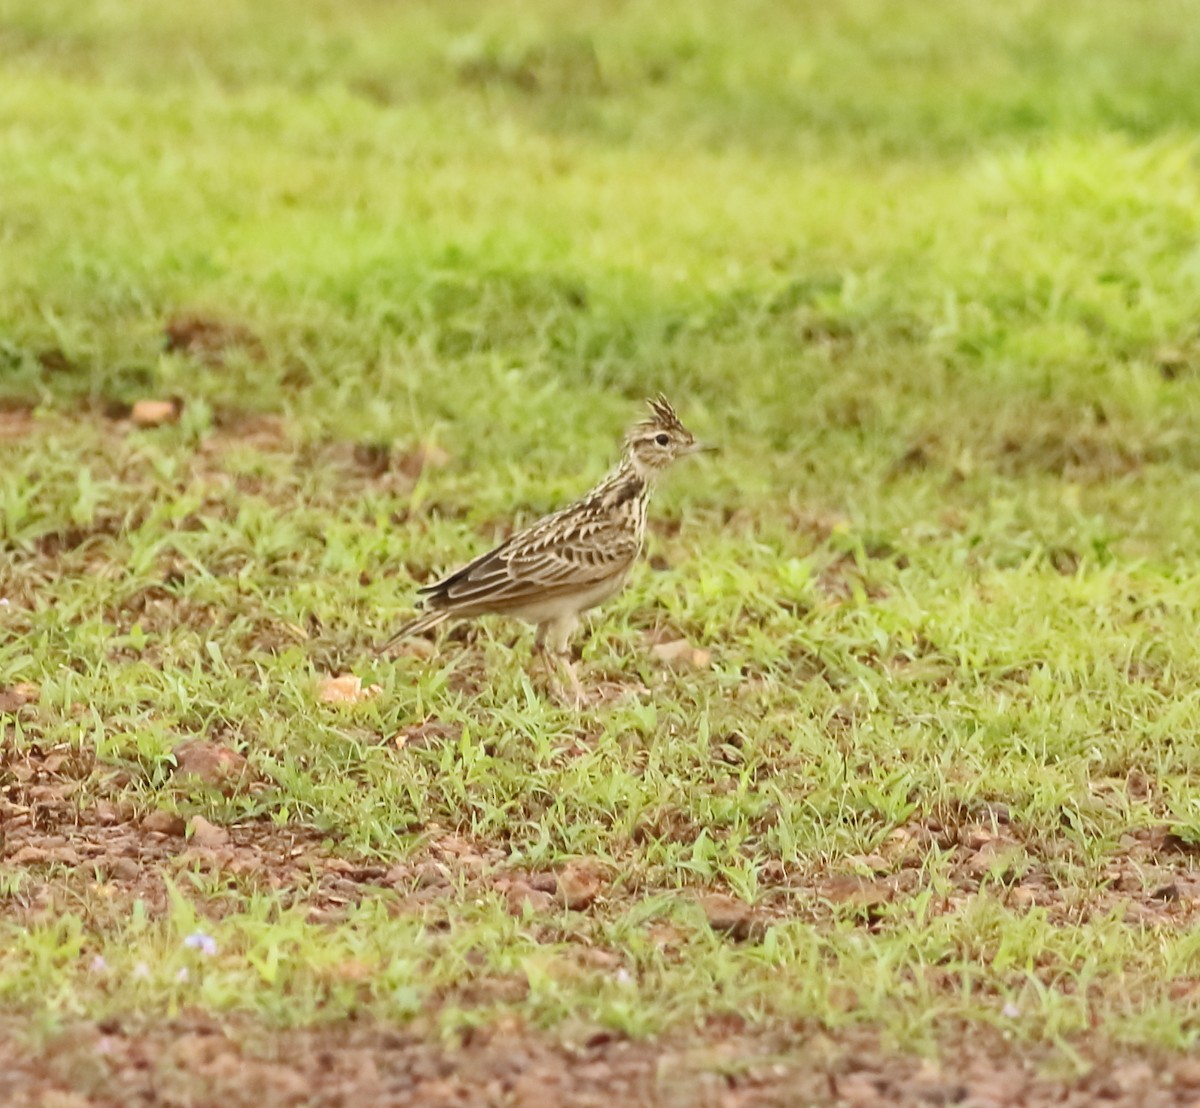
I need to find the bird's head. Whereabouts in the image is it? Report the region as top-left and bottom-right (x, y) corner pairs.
(624, 394), (712, 478)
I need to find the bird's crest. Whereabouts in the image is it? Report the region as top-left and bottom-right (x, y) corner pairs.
(641, 393), (685, 434)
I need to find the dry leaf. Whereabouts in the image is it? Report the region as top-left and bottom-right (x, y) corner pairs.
(131, 398), (182, 427)
(188, 815), (230, 849)
(317, 674), (382, 705)
(0, 682), (40, 712)
(651, 638), (712, 668)
(142, 809), (186, 836)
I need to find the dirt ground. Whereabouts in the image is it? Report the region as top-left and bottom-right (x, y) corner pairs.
(5, 1015), (1200, 1108)
(5, 737), (1200, 1107)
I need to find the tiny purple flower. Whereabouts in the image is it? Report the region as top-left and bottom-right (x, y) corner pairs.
(183, 932), (218, 956)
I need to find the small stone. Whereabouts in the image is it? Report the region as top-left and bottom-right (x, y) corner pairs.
(106, 857), (141, 882)
(1173, 1058), (1200, 1087)
(383, 864), (411, 887)
(188, 815), (230, 849)
(0, 682), (39, 713)
(506, 881), (556, 915)
(849, 852), (889, 874)
(835, 1074), (879, 1107)
(528, 872), (559, 894)
(414, 861), (450, 888)
(557, 861), (605, 910)
(172, 741), (250, 794)
(1111, 1062), (1154, 1093)
(819, 875), (893, 909)
(142, 810), (186, 836)
(966, 837), (1024, 878)
(651, 639), (712, 668)
(699, 893), (760, 940)
(317, 674), (381, 705)
(131, 398), (182, 427)
(94, 800), (124, 826)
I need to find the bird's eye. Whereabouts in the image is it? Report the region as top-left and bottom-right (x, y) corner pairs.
(654, 433), (670, 446)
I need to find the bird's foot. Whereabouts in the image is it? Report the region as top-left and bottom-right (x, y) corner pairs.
(556, 656), (587, 709)
(532, 646), (587, 708)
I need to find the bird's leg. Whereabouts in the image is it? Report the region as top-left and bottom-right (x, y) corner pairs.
(558, 654), (585, 707)
(531, 624), (551, 681)
(544, 615), (584, 708)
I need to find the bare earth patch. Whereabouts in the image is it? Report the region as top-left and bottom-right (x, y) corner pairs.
(4, 1018), (1200, 1108)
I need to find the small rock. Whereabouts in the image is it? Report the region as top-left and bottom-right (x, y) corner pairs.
(506, 881), (556, 915)
(966, 837), (1024, 878)
(383, 864), (411, 887)
(651, 639), (712, 669)
(142, 810), (186, 836)
(1173, 1058), (1200, 1087)
(8, 846), (51, 865)
(1111, 1061), (1155, 1093)
(698, 893), (760, 940)
(528, 871), (559, 894)
(188, 816), (230, 849)
(172, 741), (250, 794)
(0, 682), (39, 713)
(131, 398), (182, 427)
(94, 800), (127, 826)
(414, 861), (450, 888)
(48, 845), (81, 866)
(557, 861), (605, 910)
(819, 875), (893, 909)
(105, 857), (141, 882)
(835, 1074), (881, 1108)
(966, 825), (997, 850)
(317, 673), (382, 705)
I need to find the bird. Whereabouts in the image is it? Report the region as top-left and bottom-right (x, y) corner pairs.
(377, 394), (712, 702)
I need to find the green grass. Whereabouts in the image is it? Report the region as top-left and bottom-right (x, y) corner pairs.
(4, 0), (1200, 1067)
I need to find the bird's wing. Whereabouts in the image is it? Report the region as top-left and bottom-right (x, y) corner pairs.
(419, 511), (639, 612)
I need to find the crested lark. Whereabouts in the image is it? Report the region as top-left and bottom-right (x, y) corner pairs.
(378, 394), (711, 701)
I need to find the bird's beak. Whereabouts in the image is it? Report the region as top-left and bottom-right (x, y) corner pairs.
(686, 441), (718, 455)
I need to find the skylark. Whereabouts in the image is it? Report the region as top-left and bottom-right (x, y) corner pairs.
(378, 395), (711, 701)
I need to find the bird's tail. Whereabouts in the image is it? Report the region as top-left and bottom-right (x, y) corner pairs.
(375, 608), (451, 655)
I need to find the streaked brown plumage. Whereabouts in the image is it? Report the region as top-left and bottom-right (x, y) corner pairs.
(378, 395), (710, 700)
